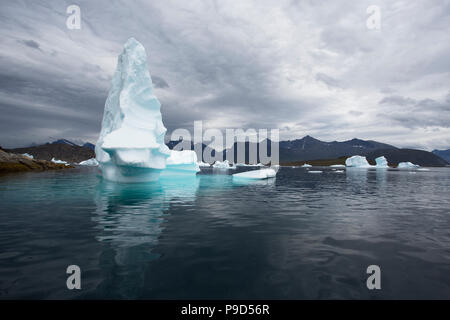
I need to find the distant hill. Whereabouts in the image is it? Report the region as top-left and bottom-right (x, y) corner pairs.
(167, 135), (447, 167)
(83, 142), (96, 150)
(7, 143), (95, 163)
(279, 136), (397, 162)
(51, 138), (84, 146)
(432, 149), (450, 163)
(366, 148), (449, 167)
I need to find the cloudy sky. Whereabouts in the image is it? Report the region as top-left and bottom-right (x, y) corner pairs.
(0, 0), (449, 150)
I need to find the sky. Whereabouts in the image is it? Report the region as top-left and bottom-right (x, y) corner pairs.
(0, 0), (449, 150)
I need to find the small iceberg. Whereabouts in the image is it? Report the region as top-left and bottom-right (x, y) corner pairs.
(334, 170), (345, 173)
(79, 158), (99, 166)
(345, 155), (372, 168)
(302, 163), (312, 168)
(375, 156), (389, 168)
(232, 168), (277, 180)
(51, 158), (69, 166)
(398, 162), (420, 169)
(308, 170), (323, 173)
(22, 153), (34, 159)
(212, 160), (232, 169)
(198, 161), (210, 167)
(330, 164), (345, 168)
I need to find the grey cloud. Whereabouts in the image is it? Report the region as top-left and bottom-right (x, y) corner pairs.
(19, 39), (40, 50)
(0, 0), (449, 150)
(316, 73), (341, 88)
(378, 93), (450, 129)
(152, 76), (169, 88)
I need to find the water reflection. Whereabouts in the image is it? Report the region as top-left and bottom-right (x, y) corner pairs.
(94, 177), (199, 253)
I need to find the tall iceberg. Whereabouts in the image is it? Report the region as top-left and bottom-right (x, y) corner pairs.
(375, 156), (389, 168)
(95, 38), (171, 182)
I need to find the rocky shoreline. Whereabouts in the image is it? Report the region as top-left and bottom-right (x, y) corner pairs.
(0, 148), (73, 173)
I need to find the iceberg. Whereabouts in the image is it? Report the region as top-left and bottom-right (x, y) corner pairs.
(302, 163), (312, 167)
(212, 160), (232, 169)
(375, 156), (389, 168)
(95, 38), (171, 182)
(79, 158), (99, 166)
(397, 162), (420, 169)
(330, 164), (345, 168)
(345, 155), (372, 168)
(232, 168), (277, 180)
(160, 150), (200, 177)
(308, 170), (323, 173)
(198, 161), (210, 167)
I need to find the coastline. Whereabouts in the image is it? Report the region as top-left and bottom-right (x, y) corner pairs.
(0, 149), (73, 174)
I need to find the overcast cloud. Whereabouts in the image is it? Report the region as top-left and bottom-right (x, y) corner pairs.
(0, 0), (449, 150)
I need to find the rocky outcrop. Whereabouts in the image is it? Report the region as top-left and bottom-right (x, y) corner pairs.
(0, 149), (72, 173)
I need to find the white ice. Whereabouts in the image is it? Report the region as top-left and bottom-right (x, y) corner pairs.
(302, 163), (312, 167)
(22, 153), (33, 159)
(330, 164), (345, 168)
(51, 158), (69, 165)
(79, 158), (99, 166)
(198, 161), (210, 167)
(308, 170), (323, 173)
(160, 150), (200, 177)
(95, 38), (173, 182)
(212, 160), (232, 169)
(345, 155), (372, 168)
(375, 156), (389, 168)
(397, 162), (420, 169)
(232, 168), (277, 180)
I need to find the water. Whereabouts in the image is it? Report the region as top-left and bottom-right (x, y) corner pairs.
(1, 166), (450, 299)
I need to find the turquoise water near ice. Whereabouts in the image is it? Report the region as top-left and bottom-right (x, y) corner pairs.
(1, 166), (450, 299)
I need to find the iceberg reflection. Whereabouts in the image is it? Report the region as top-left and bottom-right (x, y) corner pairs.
(93, 177), (199, 260)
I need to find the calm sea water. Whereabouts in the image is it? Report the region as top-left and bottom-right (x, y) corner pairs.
(1, 166), (450, 299)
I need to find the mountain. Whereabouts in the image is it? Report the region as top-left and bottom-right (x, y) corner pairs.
(51, 139), (79, 146)
(83, 142), (95, 150)
(366, 148), (448, 167)
(7, 143), (95, 163)
(167, 135), (448, 167)
(432, 149), (450, 163)
(279, 136), (397, 162)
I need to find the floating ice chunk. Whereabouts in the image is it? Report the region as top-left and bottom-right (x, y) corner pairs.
(417, 168), (430, 171)
(345, 155), (372, 168)
(334, 170), (345, 173)
(302, 163), (312, 167)
(95, 38), (171, 182)
(79, 158), (99, 166)
(232, 168), (277, 180)
(160, 150), (200, 177)
(22, 153), (34, 159)
(198, 161), (210, 167)
(308, 170), (323, 173)
(398, 162), (420, 169)
(212, 160), (232, 169)
(51, 158), (69, 165)
(375, 156), (389, 168)
(330, 164), (345, 168)
(236, 163), (251, 167)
